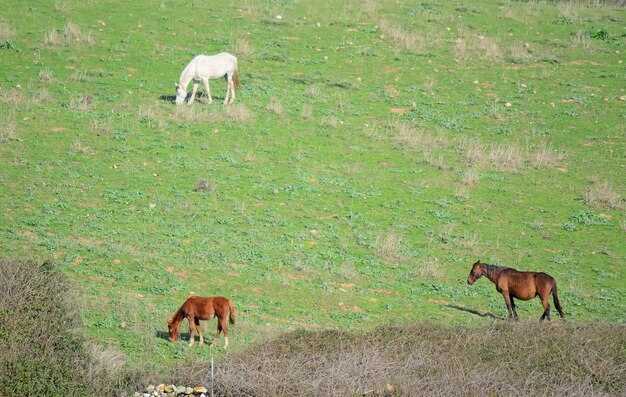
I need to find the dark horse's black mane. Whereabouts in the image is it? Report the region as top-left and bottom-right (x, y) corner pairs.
(482, 263), (511, 278)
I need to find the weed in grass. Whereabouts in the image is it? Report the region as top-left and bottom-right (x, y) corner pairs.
(193, 180), (217, 195)
(570, 210), (610, 226)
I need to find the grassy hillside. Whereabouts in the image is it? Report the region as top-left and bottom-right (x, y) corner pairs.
(0, 0), (624, 369)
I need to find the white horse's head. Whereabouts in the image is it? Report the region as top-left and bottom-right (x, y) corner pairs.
(175, 83), (187, 105)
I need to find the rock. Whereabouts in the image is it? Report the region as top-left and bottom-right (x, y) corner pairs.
(186, 387), (194, 394)
(193, 386), (208, 394)
(164, 385), (175, 393)
(146, 385), (155, 393)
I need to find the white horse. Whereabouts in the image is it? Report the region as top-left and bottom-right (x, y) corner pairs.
(175, 52), (239, 105)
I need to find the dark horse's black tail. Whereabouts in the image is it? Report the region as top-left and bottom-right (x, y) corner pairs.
(552, 283), (565, 318)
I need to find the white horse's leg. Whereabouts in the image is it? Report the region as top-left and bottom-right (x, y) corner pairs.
(203, 79), (213, 104)
(223, 75), (231, 105)
(188, 82), (199, 105)
(229, 80), (236, 104)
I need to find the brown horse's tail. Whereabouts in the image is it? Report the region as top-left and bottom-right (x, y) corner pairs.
(232, 65), (240, 91)
(552, 283), (565, 318)
(228, 300), (236, 325)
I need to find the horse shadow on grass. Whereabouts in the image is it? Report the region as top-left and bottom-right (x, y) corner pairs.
(159, 95), (176, 104)
(443, 303), (500, 319)
(156, 330), (194, 342)
(159, 92), (221, 104)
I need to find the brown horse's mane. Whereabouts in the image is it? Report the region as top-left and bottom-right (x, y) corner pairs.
(481, 263), (513, 280)
(169, 302), (186, 325)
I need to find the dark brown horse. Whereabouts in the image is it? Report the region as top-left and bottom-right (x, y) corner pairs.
(467, 260), (564, 321)
(168, 296), (236, 348)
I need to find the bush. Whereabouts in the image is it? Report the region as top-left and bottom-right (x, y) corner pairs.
(191, 322), (626, 397)
(0, 258), (136, 397)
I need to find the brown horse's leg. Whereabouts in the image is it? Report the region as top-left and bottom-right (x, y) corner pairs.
(211, 317), (222, 347)
(187, 315), (196, 347)
(510, 296), (519, 320)
(539, 294), (551, 321)
(502, 291), (515, 320)
(194, 318), (203, 345)
(219, 316), (229, 348)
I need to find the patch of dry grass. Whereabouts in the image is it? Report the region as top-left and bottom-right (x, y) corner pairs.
(375, 232), (404, 263)
(1, 88), (26, 107)
(304, 84), (322, 99)
(0, 21), (16, 41)
(557, 1), (583, 22)
(378, 19), (428, 54)
(459, 137), (566, 173)
(390, 122), (447, 151)
(266, 97), (284, 116)
(531, 141), (568, 168)
(171, 103), (254, 124)
(0, 115), (18, 143)
(460, 168), (480, 186)
(584, 178), (624, 210)
(220, 103), (254, 123)
(233, 36), (253, 58)
(506, 41), (534, 63)
(300, 104), (313, 120)
(455, 27), (502, 62)
(44, 22), (93, 47)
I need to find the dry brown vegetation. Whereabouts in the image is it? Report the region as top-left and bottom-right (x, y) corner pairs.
(459, 137), (567, 173)
(375, 231), (404, 263)
(233, 36), (253, 58)
(584, 178), (624, 210)
(161, 322), (626, 397)
(455, 27), (502, 62)
(44, 22), (94, 47)
(0, 21), (16, 41)
(378, 19), (428, 54)
(171, 103), (254, 124)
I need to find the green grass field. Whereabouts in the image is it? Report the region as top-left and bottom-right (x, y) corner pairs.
(1, 0), (624, 368)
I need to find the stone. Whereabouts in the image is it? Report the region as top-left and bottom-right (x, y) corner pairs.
(193, 387), (208, 394)
(146, 385), (155, 393)
(165, 385), (175, 393)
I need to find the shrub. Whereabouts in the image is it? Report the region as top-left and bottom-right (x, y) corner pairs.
(0, 258), (135, 397)
(200, 322), (626, 397)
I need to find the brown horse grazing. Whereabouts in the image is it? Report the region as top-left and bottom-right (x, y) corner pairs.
(167, 296), (236, 348)
(467, 260), (565, 321)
